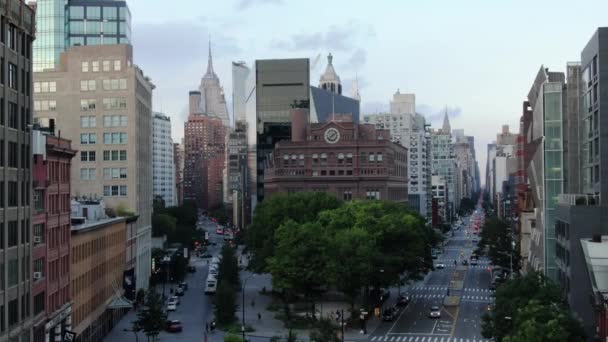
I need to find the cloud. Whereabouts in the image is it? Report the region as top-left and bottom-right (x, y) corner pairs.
(342, 48), (367, 70)
(416, 105), (463, 125)
(236, 0), (282, 10)
(270, 21), (374, 52)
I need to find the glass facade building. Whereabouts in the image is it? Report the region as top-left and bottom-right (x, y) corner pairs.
(33, 0), (131, 72)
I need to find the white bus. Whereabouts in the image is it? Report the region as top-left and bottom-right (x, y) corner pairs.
(204, 276), (217, 294)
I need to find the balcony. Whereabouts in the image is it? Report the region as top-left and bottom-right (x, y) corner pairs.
(558, 194), (600, 206)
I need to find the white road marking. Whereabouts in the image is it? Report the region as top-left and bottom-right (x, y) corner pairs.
(390, 337), (395, 341)
(371, 337), (377, 341)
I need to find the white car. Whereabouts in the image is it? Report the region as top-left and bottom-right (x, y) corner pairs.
(429, 306), (441, 318)
(168, 296), (180, 305)
(435, 263), (445, 269)
(167, 302), (177, 311)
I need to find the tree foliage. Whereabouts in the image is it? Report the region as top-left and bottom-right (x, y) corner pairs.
(458, 197), (476, 216)
(210, 204), (230, 225)
(246, 192), (341, 271)
(482, 272), (585, 341)
(215, 245), (240, 325)
(152, 213), (177, 237)
(135, 290), (167, 341)
(170, 255), (188, 283)
(477, 217), (520, 272)
(224, 335), (244, 342)
(309, 318), (340, 342)
(218, 245), (240, 288)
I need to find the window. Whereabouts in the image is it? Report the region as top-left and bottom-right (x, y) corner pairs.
(104, 115), (127, 127)
(34, 81), (57, 93)
(80, 151), (96, 162)
(103, 98), (127, 110)
(80, 116), (96, 128)
(343, 191), (352, 201)
(104, 168), (127, 179)
(8, 142), (17, 167)
(7, 259), (17, 287)
(8, 101), (17, 129)
(7, 63), (16, 90)
(346, 153), (353, 164)
(80, 168), (96, 180)
(8, 299), (17, 326)
(369, 153), (375, 162)
(92, 61), (99, 72)
(80, 80), (96, 91)
(80, 133), (96, 144)
(87, 6), (101, 20)
(114, 60), (121, 71)
(377, 153), (383, 162)
(8, 182), (17, 206)
(34, 292), (45, 315)
(104, 132), (127, 144)
(104, 185), (127, 197)
(70, 6), (84, 19)
(8, 221), (17, 247)
(81, 61), (89, 73)
(80, 99), (96, 111)
(103, 60), (110, 72)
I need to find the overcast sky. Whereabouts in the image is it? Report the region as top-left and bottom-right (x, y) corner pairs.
(127, 0), (608, 185)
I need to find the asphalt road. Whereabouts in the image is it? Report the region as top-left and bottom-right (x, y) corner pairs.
(369, 211), (494, 342)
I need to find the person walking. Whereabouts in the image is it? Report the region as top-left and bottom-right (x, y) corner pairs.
(257, 312), (261, 320)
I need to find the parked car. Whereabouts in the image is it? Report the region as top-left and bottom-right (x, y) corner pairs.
(188, 266), (196, 273)
(166, 320), (183, 333)
(435, 263), (445, 269)
(200, 253), (212, 259)
(382, 306), (399, 321)
(397, 293), (410, 306)
(429, 306), (441, 318)
(470, 259), (478, 266)
(166, 302), (177, 312)
(179, 282), (188, 291)
(175, 287), (185, 296)
(168, 296), (180, 305)
(216, 227), (224, 235)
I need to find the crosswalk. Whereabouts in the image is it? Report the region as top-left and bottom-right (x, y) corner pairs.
(406, 293), (493, 301)
(369, 336), (491, 342)
(460, 295), (493, 302)
(409, 286), (495, 293)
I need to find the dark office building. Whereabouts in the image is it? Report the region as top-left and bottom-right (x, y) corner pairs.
(310, 85), (360, 123)
(0, 1), (36, 340)
(249, 58), (310, 204)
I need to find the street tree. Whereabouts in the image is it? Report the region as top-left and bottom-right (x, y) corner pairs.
(246, 192), (341, 272)
(224, 334), (243, 342)
(135, 290), (167, 342)
(267, 220), (332, 316)
(170, 255), (188, 283)
(309, 318), (340, 342)
(501, 299), (586, 342)
(218, 245), (240, 288)
(214, 280), (238, 325)
(152, 213), (177, 237)
(481, 272), (577, 341)
(477, 217), (520, 272)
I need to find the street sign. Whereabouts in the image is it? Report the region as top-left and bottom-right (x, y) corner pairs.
(64, 331), (76, 341)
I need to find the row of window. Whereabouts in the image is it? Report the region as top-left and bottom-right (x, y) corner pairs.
(82, 60), (122, 73)
(38, 98), (128, 112)
(80, 115), (128, 128)
(34, 81), (56, 93)
(80, 167), (127, 180)
(103, 185), (127, 197)
(80, 132), (128, 145)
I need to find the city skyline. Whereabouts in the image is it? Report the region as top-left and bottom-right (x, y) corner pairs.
(128, 0), (608, 185)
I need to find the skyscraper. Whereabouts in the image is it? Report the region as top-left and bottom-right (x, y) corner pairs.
(0, 2), (36, 340)
(33, 44), (155, 291)
(152, 112), (175, 206)
(431, 113), (456, 221)
(33, 0), (131, 72)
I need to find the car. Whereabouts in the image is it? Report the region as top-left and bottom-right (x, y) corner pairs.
(216, 228), (224, 235)
(397, 294), (410, 306)
(489, 282), (497, 290)
(200, 253), (212, 258)
(166, 320), (183, 333)
(435, 263), (445, 269)
(472, 238), (479, 243)
(168, 296), (180, 305)
(175, 287), (185, 296)
(470, 259), (478, 266)
(179, 282), (188, 291)
(382, 306), (399, 321)
(188, 266), (196, 273)
(429, 306), (441, 318)
(461, 259), (468, 266)
(166, 302), (177, 311)
(209, 267), (218, 276)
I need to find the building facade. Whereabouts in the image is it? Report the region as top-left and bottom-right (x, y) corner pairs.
(33, 0), (131, 72)
(33, 44), (154, 290)
(189, 42), (229, 127)
(31, 129), (77, 342)
(264, 109), (408, 202)
(432, 175), (448, 223)
(363, 92), (431, 220)
(431, 115), (456, 221)
(183, 115), (226, 211)
(225, 121), (249, 229)
(70, 214), (131, 342)
(0, 2), (36, 340)
(173, 142), (184, 206)
(152, 112), (175, 207)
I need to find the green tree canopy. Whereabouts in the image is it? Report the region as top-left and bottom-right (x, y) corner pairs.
(246, 192), (341, 271)
(482, 272), (585, 341)
(152, 213), (177, 237)
(477, 217), (520, 272)
(135, 290), (167, 342)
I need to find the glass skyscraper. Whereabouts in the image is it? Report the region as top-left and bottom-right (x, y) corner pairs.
(33, 0), (131, 72)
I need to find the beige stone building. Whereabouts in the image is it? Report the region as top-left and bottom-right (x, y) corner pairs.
(33, 44), (154, 290)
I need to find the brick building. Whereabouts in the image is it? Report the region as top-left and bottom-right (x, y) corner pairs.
(183, 114), (226, 210)
(31, 128), (77, 342)
(264, 109), (408, 201)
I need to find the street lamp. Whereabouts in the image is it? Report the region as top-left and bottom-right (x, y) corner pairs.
(241, 273), (256, 342)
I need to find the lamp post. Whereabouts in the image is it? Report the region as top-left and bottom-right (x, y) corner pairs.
(241, 273), (255, 342)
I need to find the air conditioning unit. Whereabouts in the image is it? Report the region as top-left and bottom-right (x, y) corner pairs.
(33, 272), (42, 280)
(33, 236), (42, 244)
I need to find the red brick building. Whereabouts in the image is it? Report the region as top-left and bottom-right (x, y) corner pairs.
(32, 129), (77, 342)
(183, 114), (226, 210)
(264, 110), (408, 201)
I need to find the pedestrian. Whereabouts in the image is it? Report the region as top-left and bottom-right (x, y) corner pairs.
(205, 323), (209, 333)
(257, 312), (261, 320)
(251, 299), (255, 307)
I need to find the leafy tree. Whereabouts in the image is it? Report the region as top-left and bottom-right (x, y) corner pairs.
(170, 255), (188, 283)
(501, 300), (586, 342)
(481, 272), (583, 341)
(153, 195), (166, 214)
(458, 197), (476, 216)
(477, 217), (520, 272)
(218, 245), (240, 288)
(309, 319), (340, 342)
(116, 202), (136, 217)
(214, 281), (237, 325)
(246, 192), (341, 271)
(267, 220), (332, 316)
(135, 290), (167, 342)
(152, 213), (177, 237)
(224, 334), (243, 342)
(210, 204), (230, 225)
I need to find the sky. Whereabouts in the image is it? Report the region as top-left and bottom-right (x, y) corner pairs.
(127, 0), (608, 185)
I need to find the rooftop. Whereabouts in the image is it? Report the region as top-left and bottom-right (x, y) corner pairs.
(71, 217), (127, 234)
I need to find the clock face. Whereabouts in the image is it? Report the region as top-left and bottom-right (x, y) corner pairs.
(324, 128), (340, 144)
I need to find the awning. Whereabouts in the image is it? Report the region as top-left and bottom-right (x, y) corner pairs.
(107, 296), (133, 309)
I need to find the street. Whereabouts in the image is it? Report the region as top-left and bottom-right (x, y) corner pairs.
(368, 212), (494, 342)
